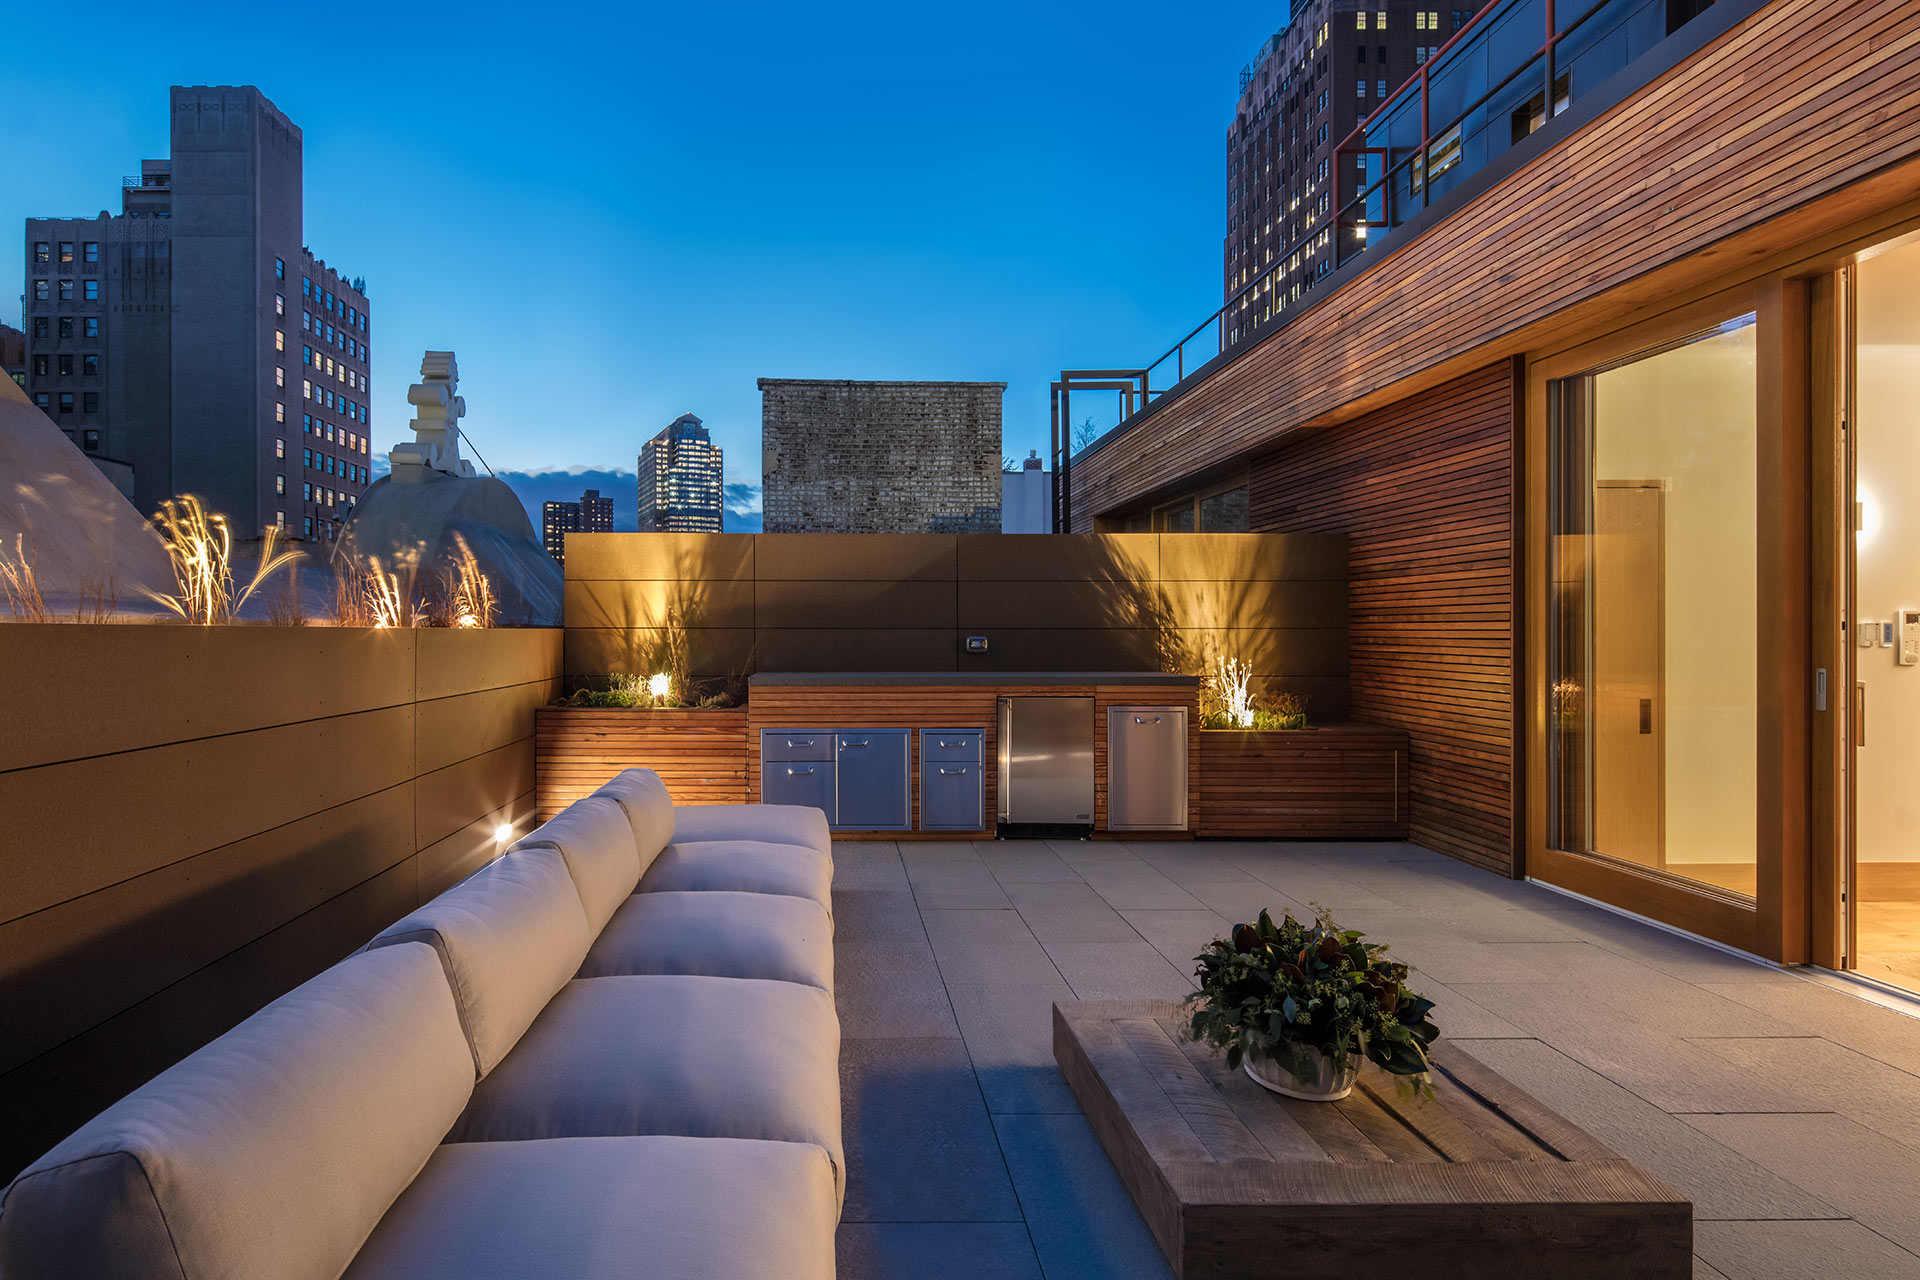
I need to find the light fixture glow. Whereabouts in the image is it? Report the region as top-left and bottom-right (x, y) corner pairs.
(647, 672), (672, 700)
(493, 823), (513, 844)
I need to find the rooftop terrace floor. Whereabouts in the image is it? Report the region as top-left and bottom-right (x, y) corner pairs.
(831, 838), (1920, 1280)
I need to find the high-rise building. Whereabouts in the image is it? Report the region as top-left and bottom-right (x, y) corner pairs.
(22, 86), (372, 538)
(760, 379), (1003, 534)
(0, 323), (24, 392)
(541, 487), (614, 566)
(542, 500), (578, 564)
(638, 413), (723, 532)
(1224, 0), (1458, 334)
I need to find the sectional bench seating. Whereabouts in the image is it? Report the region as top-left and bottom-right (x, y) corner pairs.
(0, 769), (840, 1280)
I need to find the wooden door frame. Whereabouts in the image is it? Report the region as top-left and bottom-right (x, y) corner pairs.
(1524, 284), (1774, 959)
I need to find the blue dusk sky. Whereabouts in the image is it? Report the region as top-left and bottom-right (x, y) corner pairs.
(0, 2), (1286, 530)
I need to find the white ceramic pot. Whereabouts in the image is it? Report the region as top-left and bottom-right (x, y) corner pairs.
(1242, 1043), (1359, 1101)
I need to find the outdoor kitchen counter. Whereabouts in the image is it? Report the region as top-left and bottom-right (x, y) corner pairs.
(748, 672), (1201, 687)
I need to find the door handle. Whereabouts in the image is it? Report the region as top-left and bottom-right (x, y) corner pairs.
(1857, 682), (1867, 747)
(1134, 716), (1162, 725)
(787, 766), (815, 777)
(1638, 699), (1653, 735)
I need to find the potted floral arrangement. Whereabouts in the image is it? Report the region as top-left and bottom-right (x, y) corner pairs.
(1184, 909), (1438, 1101)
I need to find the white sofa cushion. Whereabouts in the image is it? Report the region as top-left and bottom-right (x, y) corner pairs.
(673, 802), (831, 856)
(0, 943), (471, 1280)
(343, 1136), (837, 1280)
(589, 768), (677, 870)
(367, 844), (589, 1078)
(513, 795), (639, 935)
(580, 890), (834, 992)
(448, 975), (845, 1202)
(639, 839), (833, 913)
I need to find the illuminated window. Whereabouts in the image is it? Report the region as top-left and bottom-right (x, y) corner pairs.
(275, 402), (285, 424)
(275, 330), (285, 353)
(275, 294), (285, 317)
(59, 242), (74, 264)
(303, 380), (312, 400)
(275, 474), (286, 495)
(276, 366), (285, 389)
(1356, 10), (1367, 27)
(275, 437), (285, 459)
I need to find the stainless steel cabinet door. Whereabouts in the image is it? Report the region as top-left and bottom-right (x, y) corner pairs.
(836, 730), (909, 830)
(1106, 707), (1189, 830)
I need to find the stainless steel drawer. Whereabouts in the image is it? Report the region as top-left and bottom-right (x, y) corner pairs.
(762, 729), (833, 762)
(920, 729), (983, 764)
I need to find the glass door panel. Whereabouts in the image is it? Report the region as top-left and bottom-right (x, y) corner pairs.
(1547, 315), (1759, 894)
(1852, 230), (1920, 991)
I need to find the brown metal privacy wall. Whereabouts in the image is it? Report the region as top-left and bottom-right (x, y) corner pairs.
(1249, 364), (1518, 874)
(0, 625), (563, 1180)
(562, 532), (1350, 720)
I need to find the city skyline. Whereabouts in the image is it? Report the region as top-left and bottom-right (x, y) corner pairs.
(0, 2), (1289, 526)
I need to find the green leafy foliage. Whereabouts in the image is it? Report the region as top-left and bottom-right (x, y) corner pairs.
(1184, 908), (1438, 1090)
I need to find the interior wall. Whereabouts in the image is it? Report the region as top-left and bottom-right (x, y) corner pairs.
(1592, 320), (1759, 867)
(1855, 233), (1920, 865)
(562, 532), (1351, 721)
(0, 625), (562, 1180)
(1248, 363), (1519, 875)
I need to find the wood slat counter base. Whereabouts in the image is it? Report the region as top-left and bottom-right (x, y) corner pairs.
(1054, 1000), (1692, 1280)
(536, 706), (750, 820)
(1196, 724), (1409, 839)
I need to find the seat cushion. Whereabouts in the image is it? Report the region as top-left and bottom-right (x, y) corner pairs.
(639, 839), (833, 913)
(449, 975), (844, 1202)
(367, 844), (590, 1078)
(590, 768), (677, 870)
(580, 890), (833, 992)
(672, 803), (831, 857)
(343, 1136), (837, 1280)
(513, 795), (640, 936)
(0, 943), (472, 1280)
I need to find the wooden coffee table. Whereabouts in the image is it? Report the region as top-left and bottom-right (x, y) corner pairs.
(1054, 1000), (1691, 1278)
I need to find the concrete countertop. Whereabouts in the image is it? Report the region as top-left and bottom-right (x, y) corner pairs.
(748, 671), (1202, 687)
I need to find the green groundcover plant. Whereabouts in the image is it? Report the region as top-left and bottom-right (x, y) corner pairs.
(1185, 908), (1439, 1091)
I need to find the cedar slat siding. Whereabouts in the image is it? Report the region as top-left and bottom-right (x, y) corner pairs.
(536, 707), (751, 819)
(1070, 0), (1920, 520)
(1248, 366), (1516, 872)
(1195, 725), (1410, 839)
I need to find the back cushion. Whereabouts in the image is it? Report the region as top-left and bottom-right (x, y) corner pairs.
(591, 768), (676, 871)
(368, 845), (590, 1078)
(516, 796), (641, 936)
(0, 942), (471, 1280)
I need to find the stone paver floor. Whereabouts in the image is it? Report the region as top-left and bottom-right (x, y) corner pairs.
(831, 838), (1920, 1280)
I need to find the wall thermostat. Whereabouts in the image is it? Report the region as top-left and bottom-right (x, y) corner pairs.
(1902, 611), (1920, 666)
(965, 636), (989, 654)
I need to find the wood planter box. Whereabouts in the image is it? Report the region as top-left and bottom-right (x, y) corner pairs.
(1195, 723), (1408, 839)
(535, 705), (750, 820)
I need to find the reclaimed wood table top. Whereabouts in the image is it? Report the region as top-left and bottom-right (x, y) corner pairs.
(1053, 1000), (1692, 1279)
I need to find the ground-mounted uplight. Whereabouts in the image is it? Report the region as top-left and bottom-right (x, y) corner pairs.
(493, 823), (513, 845)
(648, 672), (672, 703)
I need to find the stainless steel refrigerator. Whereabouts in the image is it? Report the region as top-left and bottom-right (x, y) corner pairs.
(996, 696), (1095, 833)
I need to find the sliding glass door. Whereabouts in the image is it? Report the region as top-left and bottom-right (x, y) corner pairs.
(1544, 314), (1760, 897)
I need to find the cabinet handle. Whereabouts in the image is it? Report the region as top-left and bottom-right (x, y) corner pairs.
(939, 766), (969, 776)
(938, 739), (970, 749)
(785, 738), (815, 748)
(1134, 716), (1161, 725)
(787, 766), (815, 777)
(841, 740), (869, 749)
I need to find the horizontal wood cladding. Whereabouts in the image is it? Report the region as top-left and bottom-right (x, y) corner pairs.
(745, 684), (1201, 840)
(1249, 364), (1517, 873)
(0, 625), (563, 1182)
(1195, 725), (1410, 840)
(537, 707), (751, 819)
(1071, 0), (1920, 521)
